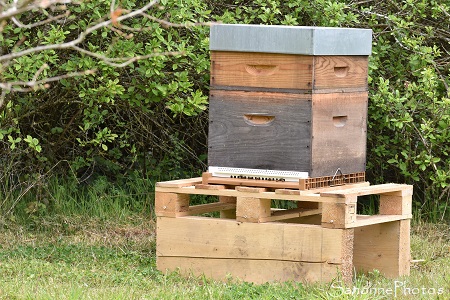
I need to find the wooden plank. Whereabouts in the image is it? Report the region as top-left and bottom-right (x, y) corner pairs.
(260, 208), (321, 222)
(210, 51), (313, 90)
(157, 257), (345, 284)
(187, 202), (237, 216)
(235, 186), (267, 193)
(320, 184), (413, 198)
(155, 186), (345, 203)
(313, 56), (368, 90)
(310, 92), (368, 178)
(353, 220), (411, 278)
(350, 214), (412, 228)
(208, 89), (312, 173)
(156, 216), (347, 263)
(194, 184), (226, 190)
(156, 177), (202, 188)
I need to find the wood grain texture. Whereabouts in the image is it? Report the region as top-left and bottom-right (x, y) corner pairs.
(157, 257), (345, 284)
(210, 52), (368, 92)
(313, 56), (368, 90)
(156, 216), (353, 283)
(211, 51), (313, 90)
(208, 89), (312, 172)
(156, 216), (347, 263)
(353, 220), (411, 278)
(311, 92), (368, 177)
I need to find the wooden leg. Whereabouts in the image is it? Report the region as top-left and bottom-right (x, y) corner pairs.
(236, 197), (271, 223)
(353, 220), (410, 278)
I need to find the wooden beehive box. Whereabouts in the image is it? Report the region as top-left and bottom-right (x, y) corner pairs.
(207, 24), (372, 178)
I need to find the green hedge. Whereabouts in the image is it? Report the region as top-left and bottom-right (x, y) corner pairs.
(1, 1), (449, 220)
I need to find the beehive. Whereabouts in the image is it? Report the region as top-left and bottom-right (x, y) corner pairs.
(207, 24), (372, 178)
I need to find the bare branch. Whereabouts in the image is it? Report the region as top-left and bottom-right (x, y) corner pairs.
(71, 45), (184, 67)
(12, 10), (70, 29)
(140, 12), (213, 28)
(0, 0), (159, 62)
(0, 0), (70, 22)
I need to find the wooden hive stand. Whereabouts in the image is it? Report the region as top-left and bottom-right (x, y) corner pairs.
(155, 175), (413, 284)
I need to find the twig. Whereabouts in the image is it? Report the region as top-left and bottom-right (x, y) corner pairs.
(0, 0), (159, 62)
(71, 45), (183, 67)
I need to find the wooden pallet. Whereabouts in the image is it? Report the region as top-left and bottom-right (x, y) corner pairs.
(155, 177), (412, 284)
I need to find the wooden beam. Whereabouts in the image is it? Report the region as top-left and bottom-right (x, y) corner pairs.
(353, 220), (411, 278)
(156, 216), (347, 263)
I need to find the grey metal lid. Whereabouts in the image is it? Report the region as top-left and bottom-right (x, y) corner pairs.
(210, 24), (372, 55)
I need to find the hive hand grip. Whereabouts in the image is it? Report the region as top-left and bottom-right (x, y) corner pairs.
(245, 64), (279, 76)
(333, 115), (348, 127)
(334, 66), (349, 77)
(244, 113), (275, 126)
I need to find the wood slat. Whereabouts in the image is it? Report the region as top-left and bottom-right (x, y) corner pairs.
(157, 257), (344, 284)
(156, 216), (347, 263)
(155, 186), (344, 203)
(156, 177), (203, 188)
(260, 208), (321, 222)
(320, 183), (413, 198)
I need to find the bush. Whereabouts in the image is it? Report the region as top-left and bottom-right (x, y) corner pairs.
(1, 1), (449, 221)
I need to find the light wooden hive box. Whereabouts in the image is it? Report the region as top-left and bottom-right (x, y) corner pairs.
(207, 24), (372, 177)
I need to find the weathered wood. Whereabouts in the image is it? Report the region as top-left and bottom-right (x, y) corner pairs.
(311, 92), (368, 177)
(208, 89), (312, 172)
(353, 220), (411, 278)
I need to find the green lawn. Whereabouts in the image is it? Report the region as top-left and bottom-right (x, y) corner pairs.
(0, 215), (449, 300)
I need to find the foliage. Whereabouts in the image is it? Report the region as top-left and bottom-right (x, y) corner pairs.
(1, 0), (449, 220)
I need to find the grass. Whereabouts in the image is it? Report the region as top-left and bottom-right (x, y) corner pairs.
(0, 176), (450, 299)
